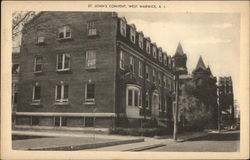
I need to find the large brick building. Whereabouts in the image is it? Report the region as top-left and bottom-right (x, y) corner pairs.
(16, 12), (181, 129)
(218, 76), (234, 126)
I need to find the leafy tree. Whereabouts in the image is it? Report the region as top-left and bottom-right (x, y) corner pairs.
(179, 79), (215, 129)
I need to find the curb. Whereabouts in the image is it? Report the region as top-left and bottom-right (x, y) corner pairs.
(124, 143), (166, 151)
(28, 138), (144, 151)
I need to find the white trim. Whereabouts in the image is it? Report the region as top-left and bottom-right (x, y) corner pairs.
(16, 112), (116, 117)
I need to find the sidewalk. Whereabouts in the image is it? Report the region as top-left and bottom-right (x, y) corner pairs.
(12, 129), (209, 151)
(85, 131), (209, 151)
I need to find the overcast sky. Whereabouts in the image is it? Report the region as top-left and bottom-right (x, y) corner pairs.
(119, 12), (240, 102)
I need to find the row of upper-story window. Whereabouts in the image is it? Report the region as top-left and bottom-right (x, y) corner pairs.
(33, 51), (97, 73)
(32, 81), (96, 105)
(119, 50), (175, 90)
(119, 18), (172, 67)
(35, 21), (98, 44)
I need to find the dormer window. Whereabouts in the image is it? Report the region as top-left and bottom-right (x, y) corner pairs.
(138, 33), (143, 49)
(159, 50), (162, 62)
(163, 53), (167, 65)
(120, 18), (127, 37)
(146, 40), (151, 54)
(87, 21), (97, 36)
(153, 46), (157, 58)
(58, 26), (71, 39)
(168, 56), (171, 68)
(130, 24), (136, 43)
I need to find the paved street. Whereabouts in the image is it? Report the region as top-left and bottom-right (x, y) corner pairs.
(143, 130), (240, 152)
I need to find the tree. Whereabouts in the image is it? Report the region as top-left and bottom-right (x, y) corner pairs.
(179, 79), (214, 129)
(12, 11), (36, 40)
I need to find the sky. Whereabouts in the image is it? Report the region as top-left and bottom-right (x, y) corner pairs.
(118, 12), (240, 102)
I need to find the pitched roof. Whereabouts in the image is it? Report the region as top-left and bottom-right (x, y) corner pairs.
(207, 65), (212, 73)
(195, 56), (206, 70)
(174, 42), (184, 57)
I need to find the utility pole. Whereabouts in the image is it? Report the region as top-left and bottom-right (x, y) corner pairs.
(217, 86), (221, 132)
(173, 72), (179, 141)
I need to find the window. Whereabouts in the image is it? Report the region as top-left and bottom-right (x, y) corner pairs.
(146, 65), (149, 81)
(145, 91), (150, 109)
(85, 117), (94, 127)
(57, 53), (70, 71)
(159, 94), (162, 112)
(32, 82), (40, 101)
(164, 99), (167, 112)
(12, 83), (18, 105)
(12, 64), (20, 74)
(87, 21), (97, 36)
(126, 85), (141, 108)
(146, 41), (151, 54)
(86, 50), (96, 69)
(163, 76), (167, 88)
(130, 56), (134, 73)
(58, 26), (71, 39)
(171, 79), (175, 91)
(120, 19), (126, 37)
(139, 61), (143, 77)
(130, 26), (136, 43)
(54, 117), (67, 127)
(37, 30), (45, 44)
(159, 51), (162, 62)
(164, 54), (167, 65)
(167, 77), (171, 89)
(55, 83), (68, 103)
(153, 46), (157, 58)
(34, 56), (43, 72)
(55, 117), (60, 126)
(85, 82), (95, 103)
(120, 50), (125, 70)
(61, 117), (67, 126)
(168, 56), (172, 68)
(139, 34), (143, 49)
(31, 117), (39, 126)
(152, 69), (156, 83)
(158, 73), (161, 86)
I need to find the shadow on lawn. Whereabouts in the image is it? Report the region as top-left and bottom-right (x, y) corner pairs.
(188, 132), (240, 141)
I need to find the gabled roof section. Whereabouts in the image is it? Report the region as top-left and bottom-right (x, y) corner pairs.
(195, 56), (206, 70)
(130, 24), (136, 29)
(145, 37), (151, 42)
(207, 65), (212, 75)
(173, 42), (185, 57)
(120, 17), (127, 23)
(152, 42), (157, 47)
(138, 31), (144, 36)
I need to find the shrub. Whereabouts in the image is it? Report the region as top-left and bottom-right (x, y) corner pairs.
(109, 127), (170, 137)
